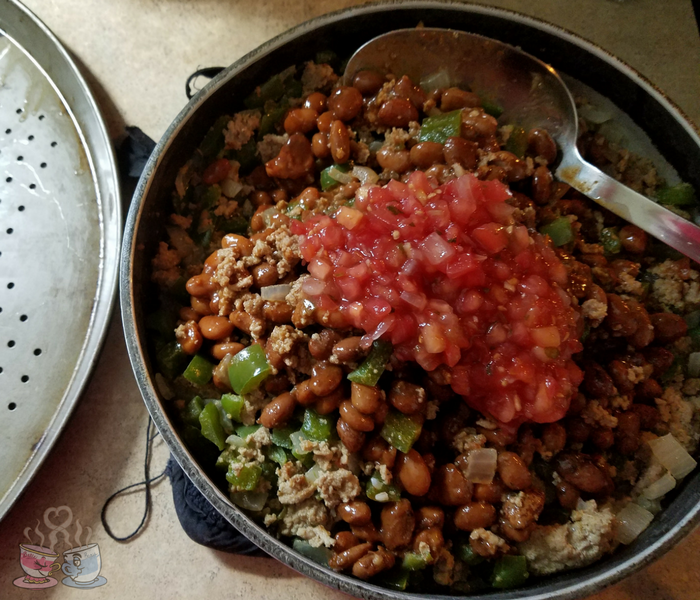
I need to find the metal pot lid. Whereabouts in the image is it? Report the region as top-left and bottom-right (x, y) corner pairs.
(0, 0), (120, 522)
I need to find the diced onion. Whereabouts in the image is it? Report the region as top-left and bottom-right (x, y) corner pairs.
(464, 448), (498, 484)
(305, 463), (323, 484)
(648, 433), (697, 479)
(616, 503), (654, 544)
(231, 491), (268, 512)
(302, 277), (327, 296)
(642, 471), (677, 500)
(419, 69), (452, 93)
(221, 177), (243, 198)
(260, 284), (292, 301)
(578, 102), (612, 125)
(688, 352), (700, 377)
(352, 166), (379, 186)
(225, 434), (246, 448)
(328, 166), (355, 185)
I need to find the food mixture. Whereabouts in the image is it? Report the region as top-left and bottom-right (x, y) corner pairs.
(149, 53), (700, 592)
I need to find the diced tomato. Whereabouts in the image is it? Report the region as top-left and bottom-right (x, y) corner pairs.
(202, 158), (231, 185)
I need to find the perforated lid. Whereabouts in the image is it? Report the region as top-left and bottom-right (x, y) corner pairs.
(0, 0), (120, 521)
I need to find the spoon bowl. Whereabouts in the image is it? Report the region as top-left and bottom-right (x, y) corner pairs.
(344, 28), (700, 261)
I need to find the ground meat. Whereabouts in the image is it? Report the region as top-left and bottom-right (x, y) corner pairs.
(225, 110), (261, 150)
(517, 500), (616, 575)
(152, 241), (182, 287)
(426, 400), (440, 421)
(316, 469), (361, 508)
(451, 428), (486, 454)
(279, 498), (333, 548)
(581, 298), (607, 326)
(581, 400), (619, 429)
(631, 456), (666, 499)
(616, 271), (644, 296)
(649, 259), (700, 312)
(301, 61), (338, 95)
(469, 529), (509, 557)
(277, 461), (316, 505)
(239, 389), (268, 426)
(268, 325), (310, 371)
(627, 365), (646, 384)
(257, 133), (288, 163)
(656, 387), (697, 451)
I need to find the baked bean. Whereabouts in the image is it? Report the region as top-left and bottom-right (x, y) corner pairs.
(532, 165), (553, 204)
(461, 110), (498, 139)
(333, 531), (359, 553)
(425, 163), (450, 184)
(340, 400), (375, 432)
(191, 295), (213, 316)
(329, 86), (363, 122)
(212, 354), (234, 391)
(501, 490), (545, 529)
(258, 392), (297, 428)
(250, 227), (274, 244)
(203, 250), (223, 274)
(500, 520), (535, 542)
(284, 107), (318, 135)
(376, 145), (412, 173)
(352, 546), (395, 580)
(556, 480), (580, 510)
(497, 452), (532, 490)
(332, 336), (364, 363)
(264, 373), (291, 395)
(616, 411), (641, 455)
(338, 501), (372, 526)
(351, 382), (382, 414)
(264, 340), (284, 371)
(179, 306), (200, 322)
(176, 320), (202, 355)
(565, 416), (591, 444)
(491, 151), (529, 182)
(198, 315), (234, 340)
(618, 224), (647, 253)
(222, 233), (255, 255)
(636, 377), (663, 401)
(311, 132), (330, 158)
(591, 427), (615, 450)
(628, 299), (654, 349)
(555, 452), (610, 493)
(314, 307), (348, 329)
(380, 500), (415, 550)
(527, 128), (558, 163)
(353, 70), (385, 95)
(584, 361), (616, 398)
(251, 262), (278, 288)
(394, 76), (427, 108)
(262, 301), (293, 324)
(606, 294), (638, 337)
(607, 359), (636, 393)
(228, 310), (251, 335)
(396, 449), (431, 496)
(270, 188), (288, 203)
(378, 98), (418, 128)
(454, 502), (496, 531)
(329, 120), (351, 164)
(409, 141), (444, 169)
(250, 205), (270, 232)
(186, 273), (214, 297)
(470, 532), (509, 558)
(351, 522), (382, 543)
(337, 417), (366, 452)
(416, 506), (444, 530)
(412, 527), (444, 557)
(440, 87), (479, 111)
(430, 464), (472, 505)
(478, 426), (518, 447)
(541, 422), (567, 456)
(329, 542), (372, 571)
(443, 136), (478, 169)
(650, 312), (687, 344)
(388, 380), (425, 415)
(309, 329), (342, 360)
(316, 110), (333, 133)
(310, 363), (343, 396)
(304, 91), (327, 113)
(631, 404), (660, 429)
(362, 435), (397, 467)
(473, 479), (507, 503)
(314, 387), (344, 415)
(294, 379), (317, 406)
(643, 347), (675, 378)
(265, 133), (314, 179)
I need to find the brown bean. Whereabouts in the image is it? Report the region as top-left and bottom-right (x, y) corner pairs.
(229, 310), (253, 335)
(461, 110), (498, 139)
(329, 542), (372, 571)
(591, 427), (615, 450)
(351, 522), (382, 543)
(284, 107), (318, 135)
(309, 330), (342, 360)
(304, 92), (327, 113)
(454, 502), (496, 531)
(362, 435), (397, 467)
(329, 120), (351, 164)
(584, 361), (617, 398)
(198, 315), (234, 341)
(190, 295), (213, 317)
(532, 165), (553, 204)
(250, 206), (271, 232)
(351, 382), (382, 414)
(310, 363), (343, 396)
(565, 416), (591, 444)
(501, 490), (545, 529)
(650, 312), (688, 344)
(556, 480), (581, 510)
(262, 301), (293, 324)
(394, 76), (427, 108)
(265, 133), (314, 179)
(631, 404), (661, 429)
(643, 347), (676, 378)
(416, 506), (445, 530)
(250, 261), (278, 288)
(629, 299), (655, 349)
(491, 151), (529, 182)
(616, 411), (641, 455)
(619, 225), (648, 253)
(212, 354), (233, 391)
(478, 426), (518, 447)
(186, 274), (214, 297)
(500, 520), (535, 542)
(176, 320), (202, 355)
(336, 417), (366, 452)
(211, 341), (244, 360)
(470, 532), (509, 558)
(606, 294), (638, 337)
(378, 98), (418, 128)
(338, 501), (372, 526)
(311, 132), (330, 158)
(340, 400), (375, 432)
(333, 531), (359, 553)
(425, 163), (450, 184)
(380, 500), (415, 550)
(607, 359), (636, 394)
(441, 87), (480, 111)
(409, 142), (444, 169)
(294, 379), (317, 406)
(527, 128), (558, 164)
(314, 387), (344, 415)
(636, 377), (663, 401)
(429, 464), (472, 505)
(259, 392), (297, 428)
(329, 86), (363, 122)
(413, 527), (444, 556)
(271, 188), (288, 203)
(352, 547), (395, 579)
(497, 452), (532, 491)
(179, 306), (200, 322)
(541, 422), (567, 456)
(473, 479), (507, 503)
(221, 233), (254, 256)
(555, 452), (610, 493)
(316, 110), (333, 133)
(388, 380), (425, 415)
(332, 336), (364, 363)
(376, 146), (411, 173)
(396, 449), (431, 497)
(443, 136), (478, 169)
(353, 70), (385, 95)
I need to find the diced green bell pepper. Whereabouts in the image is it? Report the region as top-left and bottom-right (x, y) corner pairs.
(271, 426), (296, 449)
(292, 538), (333, 567)
(491, 555), (529, 589)
(347, 340), (393, 386)
(259, 106), (287, 138)
(219, 213), (249, 235)
(301, 409), (334, 442)
(183, 354), (215, 385)
(454, 541), (484, 566)
(402, 552), (431, 571)
(504, 126), (527, 158)
(265, 445), (291, 466)
(380, 566), (411, 591)
(366, 476), (402, 502)
(226, 463), (262, 491)
(244, 74), (286, 109)
(226, 138), (258, 174)
(418, 110), (462, 144)
(289, 431), (315, 468)
(380, 410), (423, 454)
(539, 217), (574, 247)
(481, 97), (504, 118)
(156, 341), (189, 380)
(221, 393), (245, 422)
(656, 182), (696, 206)
(182, 396), (204, 428)
(228, 344), (271, 394)
(320, 163), (351, 191)
(600, 226), (622, 254)
(231, 490), (268, 511)
(199, 402), (226, 450)
(236, 424), (262, 440)
(146, 309), (177, 339)
(315, 49), (338, 66)
(199, 115), (231, 160)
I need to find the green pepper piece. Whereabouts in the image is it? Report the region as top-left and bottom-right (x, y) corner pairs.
(259, 106), (287, 137)
(226, 463), (262, 491)
(183, 354), (215, 385)
(418, 110), (462, 144)
(156, 341), (189, 380)
(182, 396), (205, 428)
(539, 217), (574, 247)
(491, 555), (529, 589)
(283, 78), (303, 100)
(199, 115), (231, 160)
(380, 410), (422, 454)
(244, 74), (286, 109)
(315, 49), (338, 66)
(656, 182), (696, 206)
(365, 477), (402, 502)
(347, 340), (393, 386)
(454, 541), (484, 566)
(146, 308), (177, 339)
(380, 566), (411, 591)
(224, 137), (258, 174)
(220, 394), (245, 422)
(301, 409), (334, 442)
(504, 126), (527, 158)
(320, 163), (351, 191)
(271, 426), (296, 449)
(688, 326), (700, 350)
(600, 226), (622, 254)
(481, 97), (504, 118)
(199, 402), (226, 450)
(236, 424), (262, 440)
(260, 460), (278, 485)
(402, 552), (431, 571)
(292, 538), (333, 567)
(289, 431), (315, 468)
(168, 276), (190, 304)
(228, 344), (271, 394)
(265, 445), (290, 466)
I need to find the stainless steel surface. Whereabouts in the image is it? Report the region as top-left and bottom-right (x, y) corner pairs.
(344, 26), (700, 263)
(122, 3), (700, 600)
(0, 0), (120, 521)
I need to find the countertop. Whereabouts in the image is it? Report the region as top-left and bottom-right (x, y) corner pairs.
(1, 0), (699, 598)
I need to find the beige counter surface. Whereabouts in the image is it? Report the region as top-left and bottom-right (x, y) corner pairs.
(1, 1), (699, 598)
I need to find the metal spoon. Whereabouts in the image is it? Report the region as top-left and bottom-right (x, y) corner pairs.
(343, 28), (700, 262)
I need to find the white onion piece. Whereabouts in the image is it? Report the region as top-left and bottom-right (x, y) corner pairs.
(578, 102), (612, 125)
(689, 352), (700, 377)
(419, 69), (451, 93)
(648, 433), (697, 479)
(231, 491), (268, 511)
(642, 472), (677, 500)
(305, 463), (323, 484)
(464, 448), (498, 484)
(616, 503), (654, 544)
(260, 284), (292, 301)
(328, 166), (356, 184)
(225, 434), (246, 448)
(221, 177), (243, 198)
(420, 232), (456, 265)
(352, 166), (379, 186)
(302, 276), (327, 296)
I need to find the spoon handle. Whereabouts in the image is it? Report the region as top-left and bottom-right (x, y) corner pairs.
(557, 149), (700, 263)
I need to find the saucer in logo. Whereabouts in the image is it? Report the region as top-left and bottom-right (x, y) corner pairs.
(12, 576), (58, 589)
(61, 575), (107, 589)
